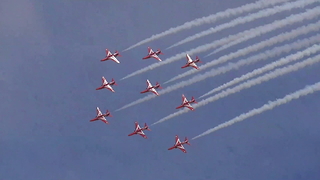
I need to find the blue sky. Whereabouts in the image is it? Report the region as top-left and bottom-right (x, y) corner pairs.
(1, 0), (320, 179)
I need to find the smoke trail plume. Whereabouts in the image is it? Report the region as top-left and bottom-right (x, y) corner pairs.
(153, 53), (320, 125)
(123, 0), (289, 51)
(192, 81), (320, 140)
(200, 44), (320, 98)
(211, 6), (320, 54)
(165, 19), (320, 84)
(116, 34), (320, 111)
(168, 0), (317, 49)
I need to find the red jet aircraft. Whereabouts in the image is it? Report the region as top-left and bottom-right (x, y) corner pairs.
(181, 54), (202, 70)
(176, 94), (197, 111)
(140, 79), (162, 96)
(128, 122), (151, 139)
(96, 76), (117, 92)
(90, 107), (112, 124)
(142, 47), (163, 61)
(168, 135), (191, 153)
(101, 49), (121, 63)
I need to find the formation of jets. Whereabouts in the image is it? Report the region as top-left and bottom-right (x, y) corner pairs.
(91, 47), (203, 153)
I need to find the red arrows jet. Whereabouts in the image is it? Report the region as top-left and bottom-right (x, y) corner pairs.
(128, 122), (151, 139)
(176, 94), (197, 111)
(90, 107), (112, 124)
(168, 135), (191, 153)
(142, 47), (163, 61)
(140, 79), (162, 96)
(181, 54), (202, 70)
(101, 49), (121, 63)
(96, 76), (117, 92)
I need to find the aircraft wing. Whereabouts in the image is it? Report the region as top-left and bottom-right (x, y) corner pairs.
(97, 116), (108, 123)
(148, 47), (154, 55)
(134, 122), (141, 131)
(102, 76), (108, 85)
(175, 135), (182, 146)
(184, 103), (194, 111)
(105, 85), (115, 92)
(108, 55), (120, 64)
(136, 130), (147, 139)
(151, 54), (162, 61)
(182, 94), (188, 104)
(186, 54), (193, 63)
(189, 62), (199, 70)
(146, 79), (153, 88)
(150, 88), (159, 96)
(105, 49), (112, 56)
(99, 116), (107, 121)
(177, 144), (187, 153)
(96, 107), (102, 116)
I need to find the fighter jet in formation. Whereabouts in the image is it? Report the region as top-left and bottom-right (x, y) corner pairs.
(142, 47), (164, 61)
(176, 94), (197, 111)
(90, 107), (112, 124)
(96, 76), (117, 92)
(128, 122), (151, 139)
(101, 49), (121, 63)
(168, 135), (191, 153)
(140, 79), (162, 96)
(181, 54), (202, 70)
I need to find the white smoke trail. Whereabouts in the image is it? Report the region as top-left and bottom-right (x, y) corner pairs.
(153, 53), (320, 125)
(121, 7), (320, 81)
(192, 81), (320, 140)
(168, 0), (317, 49)
(123, 0), (290, 51)
(211, 6), (320, 54)
(165, 19), (320, 84)
(116, 34), (320, 111)
(200, 44), (320, 98)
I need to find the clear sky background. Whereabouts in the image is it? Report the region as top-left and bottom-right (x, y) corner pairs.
(1, 0), (320, 179)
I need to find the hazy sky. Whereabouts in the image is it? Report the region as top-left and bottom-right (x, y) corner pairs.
(1, 0), (319, 179)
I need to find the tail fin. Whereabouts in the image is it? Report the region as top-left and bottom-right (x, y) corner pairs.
(144, 123), (151, 131)
(115, 51), (121, 57)
(191, 96), (197, 103)
(158, 49), (164, 55)
(111, 78), (118, 85)
(184, 137), (191, 145)
(156, 82), (162, 89)
(196, 56), (202, 63)
(106, 110), (113, 117)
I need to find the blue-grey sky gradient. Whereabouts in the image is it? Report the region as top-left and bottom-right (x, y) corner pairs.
(1, 0), (319, 179)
